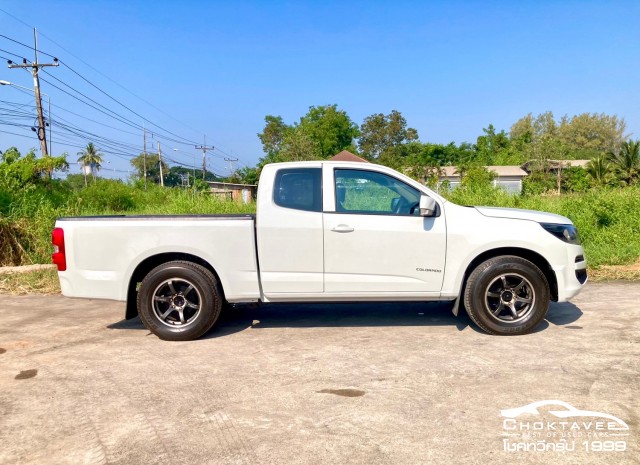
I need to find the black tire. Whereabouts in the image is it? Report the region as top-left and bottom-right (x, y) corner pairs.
(463, 255), (550, 335)
(137, 260), (222, 341)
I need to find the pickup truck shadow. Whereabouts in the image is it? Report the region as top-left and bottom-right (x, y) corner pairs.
(209, 300), (584, 337)
(214, 301), (473, 336)
(544, 301), (583, 327)
(108, 301), (583, 338)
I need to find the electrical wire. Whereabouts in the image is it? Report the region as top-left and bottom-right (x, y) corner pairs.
(1, 20), (249, 170)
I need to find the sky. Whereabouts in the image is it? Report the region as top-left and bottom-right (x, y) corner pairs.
(0, 0), (638, 178)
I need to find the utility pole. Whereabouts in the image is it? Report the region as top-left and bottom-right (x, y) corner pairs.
(224, 157), (238, 177)
(7, 28), (58, 158)
(195, 136), (214, 180)
(143, 126), (147, 190)
(158, 141), (164, 187)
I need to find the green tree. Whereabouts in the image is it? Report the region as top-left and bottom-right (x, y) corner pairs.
(280, 128), (318, 162)
(511, 111), (627, 160)
(358, 110), (418, 160)
(608, 139), (639, 185)
(475, 124), (520, 165)
(257, 115), (290, 157)
(130, 152), (169, 185)
(165, 165), (197, 187)
(0, 147), (21, 164)
(510, 112), (558, 148)
(558, 113), (627, 156)
(230, 166), (258, 185)
(297, 104), (359, 158)
(77, 142), (103, 185)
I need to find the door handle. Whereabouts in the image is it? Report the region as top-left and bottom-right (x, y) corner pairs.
(331, 224), (354, 233)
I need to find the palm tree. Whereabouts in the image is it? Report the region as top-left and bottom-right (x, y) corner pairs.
(608, 140), (639, 185)
(77, 143), (103, 186)
(585, 155), (613, 187)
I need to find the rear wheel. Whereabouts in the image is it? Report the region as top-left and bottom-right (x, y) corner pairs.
(137, 260), (222, 341)
(463, 256), (550, 335)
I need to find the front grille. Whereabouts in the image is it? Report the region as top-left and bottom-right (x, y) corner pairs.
(576, 269), (588, 284)
(575, 255), (585, 263)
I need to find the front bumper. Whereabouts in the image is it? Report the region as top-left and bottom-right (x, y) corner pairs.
(554, 244), (587, 302)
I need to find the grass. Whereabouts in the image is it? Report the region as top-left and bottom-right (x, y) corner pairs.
(0, 268), (60, 295)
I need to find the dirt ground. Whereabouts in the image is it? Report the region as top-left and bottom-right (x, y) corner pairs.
(0, 282), (638, 464)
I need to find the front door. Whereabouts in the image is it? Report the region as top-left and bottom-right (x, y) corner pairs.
(323, 168), (446, 294)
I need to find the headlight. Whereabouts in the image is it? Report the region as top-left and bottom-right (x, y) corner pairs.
(540, 223), (581, 244)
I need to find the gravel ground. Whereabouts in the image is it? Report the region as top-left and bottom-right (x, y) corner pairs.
(0, 282), (638, 465)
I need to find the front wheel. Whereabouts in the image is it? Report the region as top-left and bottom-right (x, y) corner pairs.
(137, 260), (222, 341)
(463, 256), (550, 335)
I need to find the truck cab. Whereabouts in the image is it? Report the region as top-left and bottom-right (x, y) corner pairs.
(257, 162), (447, 300)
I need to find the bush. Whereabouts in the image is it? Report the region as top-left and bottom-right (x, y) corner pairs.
(77, 179), (136, 211)
(522, 171), (556, 195)
(562, 167), (589, 192)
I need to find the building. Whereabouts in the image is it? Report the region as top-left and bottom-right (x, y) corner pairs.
(207, 181), (257, 203)
(330, 150), (370, 163)
(438, 166), (529, 194)
(520, 159), (590, 174)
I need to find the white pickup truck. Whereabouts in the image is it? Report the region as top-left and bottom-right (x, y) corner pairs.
(53, 161), (587, 340)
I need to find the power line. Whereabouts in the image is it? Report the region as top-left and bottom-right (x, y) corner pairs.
(39, 72), (152, 133)
(0, 33), (55, 58)
(2, 37), (201, 148)
(2, 27), (204, 143)
(0, 47), (26, 60)
(1, 18), (250, 168)
(1, 6), (200, 138)
(59, 60), (201, 146)
(48, 102), (141, 137)
(39, 72), (202, 148)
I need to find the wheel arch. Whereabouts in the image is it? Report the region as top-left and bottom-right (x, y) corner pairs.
(458, 247), (558, 304)
(125, 252), (224, 320)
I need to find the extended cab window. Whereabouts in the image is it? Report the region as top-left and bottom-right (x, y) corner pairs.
(335, 169), (421, 216)
(274, 168), (322, 212)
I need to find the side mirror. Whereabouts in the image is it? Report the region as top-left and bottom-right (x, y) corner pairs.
(419, 195), (437, 217)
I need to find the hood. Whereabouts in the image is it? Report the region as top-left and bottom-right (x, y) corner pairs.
(474, 206), (572, 224)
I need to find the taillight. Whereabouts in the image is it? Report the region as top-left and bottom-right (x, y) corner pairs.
(52, 228), (67, 271)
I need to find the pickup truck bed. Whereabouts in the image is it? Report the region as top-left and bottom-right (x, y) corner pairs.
(55, 214), (261, 304)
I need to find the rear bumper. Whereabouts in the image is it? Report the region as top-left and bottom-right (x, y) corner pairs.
(58, 270), (126, 301)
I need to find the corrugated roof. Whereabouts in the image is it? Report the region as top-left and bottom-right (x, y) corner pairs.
(520, 159), (590, 171)
(441, 166), (459, 177)
(487, 166), (529, 176)
(330, 150), (370, 163)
